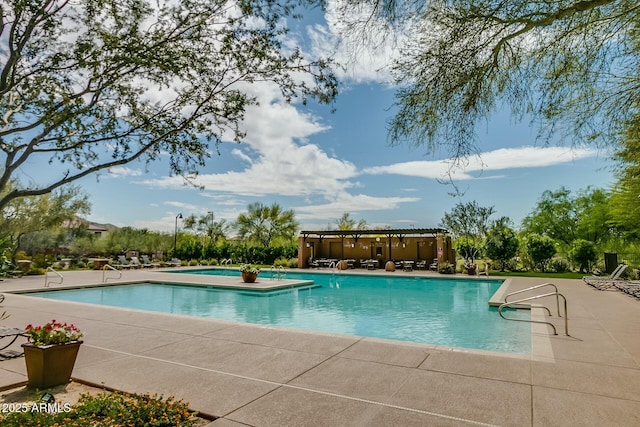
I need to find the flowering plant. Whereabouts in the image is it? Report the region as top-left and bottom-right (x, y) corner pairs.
(239, 264), (260, 274)
(25, 319), (83, 346)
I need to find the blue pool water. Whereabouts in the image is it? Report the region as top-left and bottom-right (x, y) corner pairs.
(29, 270), (530, 353)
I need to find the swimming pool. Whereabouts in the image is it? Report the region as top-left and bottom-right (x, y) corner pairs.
(28, 270), (530, 353)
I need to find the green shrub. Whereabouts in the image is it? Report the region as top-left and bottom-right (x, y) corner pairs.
(26, 267), (46, 275)
(0, 391), (200, 426)
(199, 259), (209, 266)
(188, 259), (198, 266)
(548, 258), (570, 273)
(439, 262), (456, 274)
(209, 258), (219, 265)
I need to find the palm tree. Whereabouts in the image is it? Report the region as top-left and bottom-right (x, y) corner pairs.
(334, 212), (368, 230)
(235, 202), (298, 247)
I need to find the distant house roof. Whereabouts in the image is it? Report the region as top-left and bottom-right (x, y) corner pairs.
(299, 228), (449, 239)
(87, 222), (108, 232)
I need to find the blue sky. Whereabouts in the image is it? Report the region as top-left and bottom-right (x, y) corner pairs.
(74, 4), (616, 233)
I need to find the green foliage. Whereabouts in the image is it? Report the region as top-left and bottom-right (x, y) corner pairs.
(525, 234), (557, 272)
(339, 1), (640, 160)
(0, 0), (337, 210)
(0, 184), (91, 261)
(235, 202), (299, 247)
(438, 262), (456, 274)
(239, 263), (261, 274)
(441, 201), (495, 263)
(521, 187), (613, 250)
(548, 257), (571, 273)
(0, 391), (198, 426)
(610, 109), (640, 238)
(485, 226), (519, 271)
(24, 320), (83, 346)
(569, 239), (598, 273)
(333, 212), (368, 230)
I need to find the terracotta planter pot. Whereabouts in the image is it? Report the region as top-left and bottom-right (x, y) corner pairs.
(385, 261), (396, 272)
(241, 272), (258, 283)
(22, 341), (82, 389)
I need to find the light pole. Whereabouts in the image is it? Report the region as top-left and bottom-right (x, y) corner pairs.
(174, 213), (182, 256)
(207, 211), (214, 244)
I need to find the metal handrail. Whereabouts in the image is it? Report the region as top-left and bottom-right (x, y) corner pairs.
(504, 283), (561, 317)
(269, 265), (287, 280)
(499, 292), (569, 336)
(44, 267), (63, 287)
(102, 264), (122, 282)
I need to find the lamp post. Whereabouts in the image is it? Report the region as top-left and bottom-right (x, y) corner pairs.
(174, 213), (182, 256)
(207, 211), (214, 244)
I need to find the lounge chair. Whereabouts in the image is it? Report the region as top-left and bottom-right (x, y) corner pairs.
(415, 260), (427, 270)
(429, 258), (438, 271)
(141, 255), (161, 268)
(402, 261), (413, 272)
(170, 258), (182, 267)
(115, 255), (132, 269)
(308, 257), (319, 268)
(129, 256), (149, 268)
(614, 281), (640, 299)
(583, 264), (627, 290)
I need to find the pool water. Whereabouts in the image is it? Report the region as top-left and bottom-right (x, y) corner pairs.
(29, 270), (531, 353)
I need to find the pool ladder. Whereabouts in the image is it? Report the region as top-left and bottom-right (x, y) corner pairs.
(270, 265), (287, 280)
(498, 283), (570, 336)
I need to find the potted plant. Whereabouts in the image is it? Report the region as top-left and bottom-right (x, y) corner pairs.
(239, 264), (260, 283)
(22, 320), (83, 388)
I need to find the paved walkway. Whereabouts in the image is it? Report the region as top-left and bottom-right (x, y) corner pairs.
(0, 269), (639, 426)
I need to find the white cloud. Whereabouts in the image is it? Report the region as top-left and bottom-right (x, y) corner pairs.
(362, 146), (598, 180)
(140, 83), (359, 199)
(294, 192), (419, 222)
(107, 166), (143, 178)
(307, 1), (405, 84)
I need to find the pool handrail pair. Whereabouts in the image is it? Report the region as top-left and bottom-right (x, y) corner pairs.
(498, 283), (570, 336)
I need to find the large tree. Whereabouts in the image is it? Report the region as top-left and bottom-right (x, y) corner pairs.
(332, 0), (639, 158)
(521, 186), (612, 247)
(440, 201), (495, 264)
(0, 0), (337, 210)
(609, 110), (640, 238)
(333, 212), (367, 230)
(235, 202), (298, 247)
(0, 182), (90, 260)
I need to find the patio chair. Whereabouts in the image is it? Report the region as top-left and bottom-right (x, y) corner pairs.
(415, 260), (427, 270)
(141, 255), (161, 268)
(478, 263), (489, 276)
(429, 258), (438, 271)
(402, 261), (413, 272)
(583, 264), (627, 290)
(129, 256), (144, 268)
(115, 255), (132, 269)
(613, 281), (640, 299)
(308, 257), (319, 268)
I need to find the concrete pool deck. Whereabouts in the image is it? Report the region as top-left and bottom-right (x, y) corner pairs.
(0, 268), (639, 426)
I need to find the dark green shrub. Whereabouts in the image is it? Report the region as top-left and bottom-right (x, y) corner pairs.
(439, 262), (456, 274)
